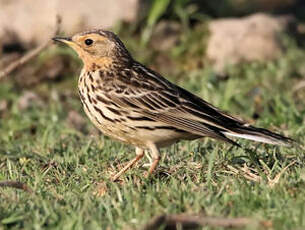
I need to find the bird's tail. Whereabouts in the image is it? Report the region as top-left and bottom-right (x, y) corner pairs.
(223, 125), (294, 146)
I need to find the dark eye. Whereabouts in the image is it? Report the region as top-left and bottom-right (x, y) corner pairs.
(84, 39), (93, 46)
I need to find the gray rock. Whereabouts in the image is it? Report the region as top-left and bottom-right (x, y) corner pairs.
(0, 0), (139, 46)
(206, 13), (294, 73)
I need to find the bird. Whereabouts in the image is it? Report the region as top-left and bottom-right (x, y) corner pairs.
(52, 29), (294, 181)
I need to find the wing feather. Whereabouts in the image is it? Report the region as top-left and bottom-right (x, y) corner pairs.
(101, 65), (240, 145)
(98, 62), (291, 146)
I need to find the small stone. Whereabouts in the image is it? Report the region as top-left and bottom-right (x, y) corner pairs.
(17, 91), (43, 111)
(0, 99), (8, 112)
(67, 110), (86, 132)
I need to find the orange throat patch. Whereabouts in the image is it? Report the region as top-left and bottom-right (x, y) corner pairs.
(81, 56), (114, 72)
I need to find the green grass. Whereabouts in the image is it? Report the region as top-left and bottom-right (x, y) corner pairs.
(1, 32), (305, 230)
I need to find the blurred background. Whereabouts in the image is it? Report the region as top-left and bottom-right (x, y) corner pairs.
(1, 0), (305, 112)
(0, 0), (305, 148)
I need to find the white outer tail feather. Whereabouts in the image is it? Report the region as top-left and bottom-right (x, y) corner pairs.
(223, 132), (289, 146)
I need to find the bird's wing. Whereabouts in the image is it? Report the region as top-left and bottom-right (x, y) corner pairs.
(100, 62), (292, 146)
(100, 63), (242, 145)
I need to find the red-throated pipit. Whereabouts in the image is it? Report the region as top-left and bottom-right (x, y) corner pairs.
(53, 29), (293, 181)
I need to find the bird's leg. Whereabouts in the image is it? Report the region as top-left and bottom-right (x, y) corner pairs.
(145, 143), (160, 177)
(112, 147), (144, 181)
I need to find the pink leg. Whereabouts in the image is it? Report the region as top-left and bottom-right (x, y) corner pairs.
(145, 143), (160, 177)
(112, 147), (144, 181)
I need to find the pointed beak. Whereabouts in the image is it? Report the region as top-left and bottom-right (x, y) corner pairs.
(52, 36), (73, 45)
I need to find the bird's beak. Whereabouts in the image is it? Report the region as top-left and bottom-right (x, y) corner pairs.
(52, 36), (82, 56)
(52, 36), (73, 45)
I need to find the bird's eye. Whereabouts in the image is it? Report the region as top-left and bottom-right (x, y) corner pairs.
(84, 39), (93, 46)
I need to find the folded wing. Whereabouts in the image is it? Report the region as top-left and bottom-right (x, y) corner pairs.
(101, 62), (293, 146)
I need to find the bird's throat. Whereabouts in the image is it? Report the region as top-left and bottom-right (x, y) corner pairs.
(81, 55), (114, 72)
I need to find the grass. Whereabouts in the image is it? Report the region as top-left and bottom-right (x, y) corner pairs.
(0, 30), (305, 230)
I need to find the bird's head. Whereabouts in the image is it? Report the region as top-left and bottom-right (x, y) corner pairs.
(53, 29), (131, 70)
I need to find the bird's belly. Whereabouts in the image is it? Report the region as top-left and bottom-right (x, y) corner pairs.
(78, 82), (198, 148)
(131, 127), (199, 148)
(81, 100), (196, 148)
(82, 103), (137, 143)
(79, 100), (145, 147)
